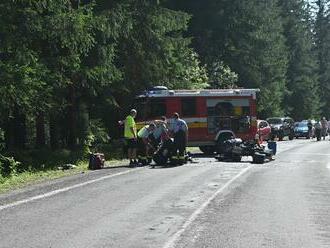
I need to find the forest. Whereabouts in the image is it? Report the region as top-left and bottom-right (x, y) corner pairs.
(0, 0), (330, 175)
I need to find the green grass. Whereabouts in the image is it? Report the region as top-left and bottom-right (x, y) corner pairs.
(0, 160), (89, 194)
(0, 158), (130, 194)
(187, 147), (201, 153)
(0, 145), (197, 194)
(0, 143), (128, 194)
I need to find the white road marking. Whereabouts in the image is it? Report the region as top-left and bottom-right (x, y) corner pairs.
(162, 165), (254, 248)
(0, 168), (143, 211)
(283, 152), (330, 156)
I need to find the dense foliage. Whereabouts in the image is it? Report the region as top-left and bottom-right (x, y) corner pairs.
(0, 0), (330, 159)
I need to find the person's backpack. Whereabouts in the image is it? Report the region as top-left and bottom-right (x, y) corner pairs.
(88, 153), (105, 170)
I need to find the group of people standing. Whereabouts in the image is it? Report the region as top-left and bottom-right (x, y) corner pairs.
(120, 109), (188, 166)
(308, 117), (330, 140)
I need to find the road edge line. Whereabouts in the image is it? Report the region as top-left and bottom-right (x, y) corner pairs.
(162, 165), (254, 248)
(0, 168), (143, 211)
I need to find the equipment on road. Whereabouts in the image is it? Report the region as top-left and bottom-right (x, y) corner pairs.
(88, 153), (105, 170)
(267, 141), (277, 155)
(152, 138), (190, 167)
(215, 138), (275, 164)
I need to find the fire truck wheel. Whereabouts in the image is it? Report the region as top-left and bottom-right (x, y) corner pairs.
(199, 146), (215, 155)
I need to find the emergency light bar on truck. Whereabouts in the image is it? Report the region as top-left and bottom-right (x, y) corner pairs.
(134, 86), (260, 155)
(137, 87), (258, 99)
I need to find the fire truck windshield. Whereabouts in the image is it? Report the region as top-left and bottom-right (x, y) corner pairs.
(133, 98), (166, 120)
(206, 99), (251, 134)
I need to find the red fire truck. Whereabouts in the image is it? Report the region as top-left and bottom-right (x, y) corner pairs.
(134, 86), (259, 154)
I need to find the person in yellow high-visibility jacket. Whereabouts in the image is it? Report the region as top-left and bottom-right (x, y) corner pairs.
(123, 109), (137, 166)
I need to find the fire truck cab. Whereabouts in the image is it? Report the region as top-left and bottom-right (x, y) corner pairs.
(134, 86), (259, 154)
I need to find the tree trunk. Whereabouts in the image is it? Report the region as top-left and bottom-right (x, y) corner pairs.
(14, 107), (27, 149)
(36, 112), (46, 148)
(6, 106), (27, 150)
(67, 85), (77, 149)
(49, 114), (59, 150)
(78, 102), (89, 146)
(4, 117), (14, 150)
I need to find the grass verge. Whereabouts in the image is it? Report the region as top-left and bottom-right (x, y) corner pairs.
(0, 158), (129, 194)
(0, 145), (198, 194)
(0, 161), (88, 194)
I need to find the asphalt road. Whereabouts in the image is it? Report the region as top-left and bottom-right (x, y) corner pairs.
(1, 139), (330, 248)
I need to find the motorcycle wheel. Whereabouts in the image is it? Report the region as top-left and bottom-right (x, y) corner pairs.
(153, 153), (168, 166)
(253, 153), (265, 164)
(232, 155), (242, 162)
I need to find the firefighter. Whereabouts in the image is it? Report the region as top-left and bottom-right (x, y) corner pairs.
(121, 109), (138, 166)
(137, 123), (156, 164)
(171, 112), (188, 162)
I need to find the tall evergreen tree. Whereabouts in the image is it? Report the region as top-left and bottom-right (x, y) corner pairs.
(314, 0), (330, 116)
(169, 0), (289, 117)
(279, 0), (321, 120)
(114, 0), (208, 93)
(0, 0), (209, 148)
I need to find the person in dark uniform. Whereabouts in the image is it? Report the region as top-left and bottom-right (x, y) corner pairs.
(307, 120), (313, 139)
(171, 112), (188, 161)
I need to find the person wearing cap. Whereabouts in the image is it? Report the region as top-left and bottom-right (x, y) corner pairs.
(171, 112), (188, 161)
(137, 123), (156, 164)
(123, 109), (138, 166)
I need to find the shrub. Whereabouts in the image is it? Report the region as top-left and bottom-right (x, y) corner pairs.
(96, 139), (126, 160)
(0, 154), (21, 177)
(0, 128), (4, 151)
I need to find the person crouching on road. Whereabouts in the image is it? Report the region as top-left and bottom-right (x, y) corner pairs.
(137, 123), (156, 164)
(121, 109), (138, 166)
(152, 116), (169, 145)
(171, 112), (188, 161)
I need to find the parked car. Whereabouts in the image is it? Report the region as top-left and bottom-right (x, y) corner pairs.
(257, 120), (271, 141)
(294, 121), (313, 139)
(267, 117), (295, 141)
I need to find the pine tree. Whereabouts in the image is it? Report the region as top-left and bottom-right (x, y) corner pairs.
(114, 0), (208, 93)
(279, 0), (322, 120)
(314, 0), (330, 117)
(169, 0), (289, 117)
(0, 1), (121, 148)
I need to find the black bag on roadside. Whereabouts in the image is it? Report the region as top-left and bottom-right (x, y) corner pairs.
(89, 153), (105, 170)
